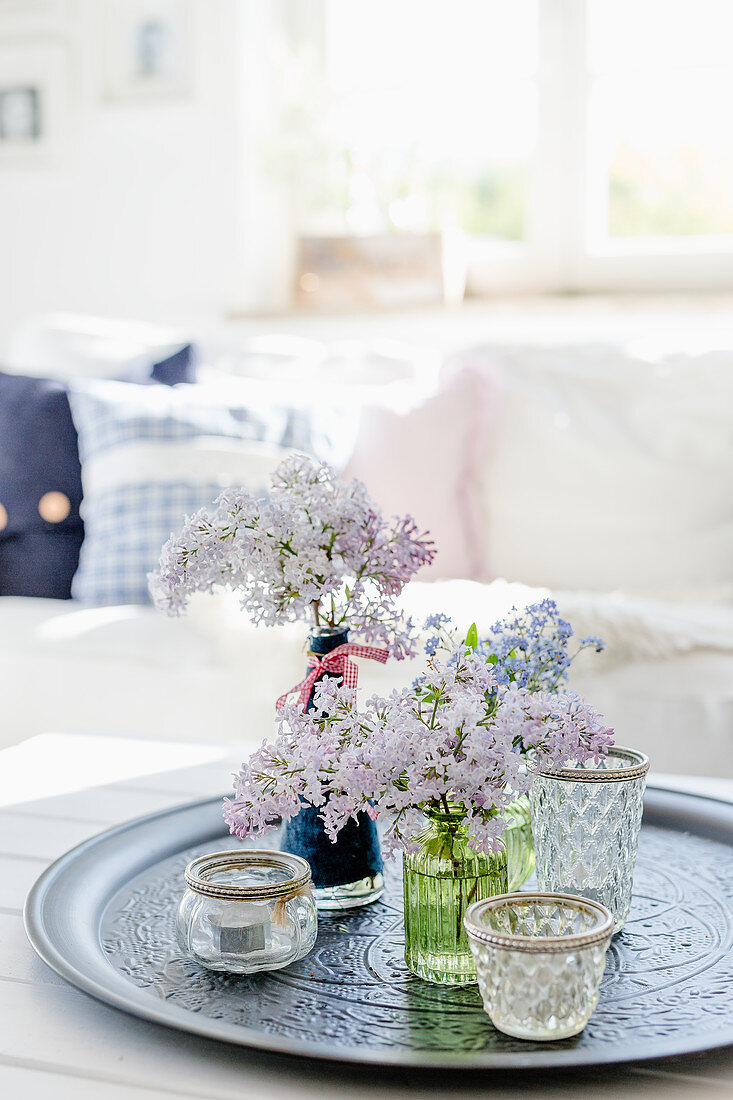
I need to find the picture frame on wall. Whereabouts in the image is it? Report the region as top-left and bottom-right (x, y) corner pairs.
(98, 0), (192, 102)
(0, 87), (42, 142)
(0, 39), (68, 166)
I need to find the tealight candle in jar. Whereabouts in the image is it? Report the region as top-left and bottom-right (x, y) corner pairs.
(176, 850), (317, 973)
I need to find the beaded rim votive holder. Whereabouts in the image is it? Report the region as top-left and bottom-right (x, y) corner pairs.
(535, 747), (650, 786)
(184, 850), (312, 900)
(531, 747), (650, 931)
(464, 892), (614, 1041)
(177, 850), (317, 973)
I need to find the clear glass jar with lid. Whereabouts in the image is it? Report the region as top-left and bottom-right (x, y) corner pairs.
(176, 850), (317, 973)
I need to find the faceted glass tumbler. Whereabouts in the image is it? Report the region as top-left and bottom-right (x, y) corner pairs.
(403, 810), (508, 985)
(531, 747), (650, 931)
(465, 892), (614, 1041)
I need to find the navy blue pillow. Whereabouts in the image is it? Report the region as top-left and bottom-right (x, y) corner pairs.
(0, 344), (197, 599)
(0, 373), (83, 598)
(119, 343), (197, 386)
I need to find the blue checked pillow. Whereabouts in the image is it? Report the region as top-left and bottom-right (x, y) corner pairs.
(67, 380), (321, 605)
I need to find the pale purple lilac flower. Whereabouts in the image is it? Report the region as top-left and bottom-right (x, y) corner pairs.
(223, 639), (614, 857)
(148, 453), (435, 658)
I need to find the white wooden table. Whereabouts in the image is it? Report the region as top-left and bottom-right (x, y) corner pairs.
(2, 732), (733, 1100)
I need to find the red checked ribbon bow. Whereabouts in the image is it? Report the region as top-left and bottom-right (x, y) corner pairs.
(276, 643), (389, 713)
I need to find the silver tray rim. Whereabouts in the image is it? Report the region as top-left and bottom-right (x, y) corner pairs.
(23, 784), (733, 1070)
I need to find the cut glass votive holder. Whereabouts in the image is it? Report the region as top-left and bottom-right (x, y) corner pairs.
(464, 892), (614, 1041)
(531, 747), (650, 931)
(177, 850), (318, 973)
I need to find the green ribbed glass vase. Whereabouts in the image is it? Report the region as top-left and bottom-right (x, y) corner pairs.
(402, 809), (508, 985)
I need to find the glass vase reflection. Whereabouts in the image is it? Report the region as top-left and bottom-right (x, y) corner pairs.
(503, 793), (534, 891)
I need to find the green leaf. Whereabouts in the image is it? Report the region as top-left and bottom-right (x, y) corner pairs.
(465, 622), (478, 650)
(487, 653), (499, 664)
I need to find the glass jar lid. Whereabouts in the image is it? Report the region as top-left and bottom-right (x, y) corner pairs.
(536, 746), (650, 783)
(184, 850), (312, 901)
(464, 892), (614, 953)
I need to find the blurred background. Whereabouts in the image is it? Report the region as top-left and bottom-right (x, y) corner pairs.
(2, 0), (733, 775)
(1, 0), (733, 341)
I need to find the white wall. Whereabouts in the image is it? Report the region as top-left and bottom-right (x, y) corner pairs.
(0, 0), (248, 352)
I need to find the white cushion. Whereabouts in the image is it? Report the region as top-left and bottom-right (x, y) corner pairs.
(0, 595), (213, 668)
(5, 312), (192, 380)
(0, 596), (306, 752)
(456, 345), (733, 592)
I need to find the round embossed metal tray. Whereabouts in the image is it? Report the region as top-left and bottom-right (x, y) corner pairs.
(24, 786), (733, 1069)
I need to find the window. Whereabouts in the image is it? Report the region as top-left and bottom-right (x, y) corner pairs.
(589, 0), (733, 240)
(278, 0), (733, 293)
(304, 0), (538, 244)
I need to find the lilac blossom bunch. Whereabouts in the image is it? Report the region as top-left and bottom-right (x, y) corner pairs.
(148, 453), (435, 658)
(423, 599), (604, 693)
(223, 639), (614, 858)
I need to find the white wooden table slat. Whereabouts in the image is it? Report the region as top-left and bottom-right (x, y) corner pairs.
(0, 785), (201, 826)
(0, 854), (50, 913)
(0, 979), (713, 1100)
(0, 812), (105, 862)
(0, 1064), (213, 1100)
(111, 761), (241, 797)
(2, 733), (732, 1099)
(0, 913), (66, 985)
(0, 979), (411, 1100)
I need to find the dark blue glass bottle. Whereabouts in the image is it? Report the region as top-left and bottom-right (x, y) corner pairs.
(280, 626), (384, 909)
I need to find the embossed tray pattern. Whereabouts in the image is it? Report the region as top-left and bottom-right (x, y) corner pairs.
(25, 787), (733, 1069)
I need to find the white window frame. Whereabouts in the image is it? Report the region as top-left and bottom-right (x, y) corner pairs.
(277, 0), (733, 297)
(468, 0), (733, 294)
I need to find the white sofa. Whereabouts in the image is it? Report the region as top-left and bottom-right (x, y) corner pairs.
(3, 314), (733, 777)
(4, 580), (733, 776)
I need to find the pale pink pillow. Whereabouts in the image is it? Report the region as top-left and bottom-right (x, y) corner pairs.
(342, 368), (492, 580)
